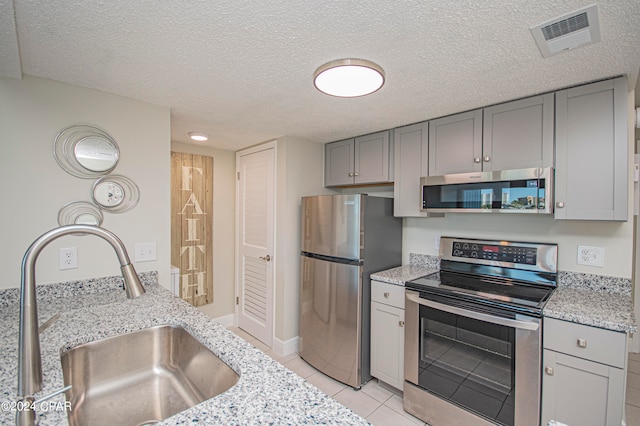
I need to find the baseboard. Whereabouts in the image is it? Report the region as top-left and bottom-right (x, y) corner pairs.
(213, 313), (235, 328)
(272, 335), (299, 357)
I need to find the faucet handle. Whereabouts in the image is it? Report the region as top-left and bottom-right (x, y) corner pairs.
(34, 384), (72, 405)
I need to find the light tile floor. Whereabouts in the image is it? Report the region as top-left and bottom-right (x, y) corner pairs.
(227, 326), (427, 425)
(228, 326), (640, 426)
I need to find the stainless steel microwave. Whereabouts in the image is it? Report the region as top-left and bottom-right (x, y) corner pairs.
(421, 167), (553, 214)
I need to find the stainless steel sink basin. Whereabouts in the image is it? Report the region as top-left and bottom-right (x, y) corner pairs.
(61, 325), (239, 426)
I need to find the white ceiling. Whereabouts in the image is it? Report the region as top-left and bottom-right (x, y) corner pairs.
(3, 0), (640, 151)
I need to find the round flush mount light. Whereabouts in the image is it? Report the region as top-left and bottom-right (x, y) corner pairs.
(313, 59), (385, 98)
(189, 132), (208, 142)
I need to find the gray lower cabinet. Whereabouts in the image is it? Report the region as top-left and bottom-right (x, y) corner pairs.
(324, 130), (393, 187)
(393, 122), (429, 217)
(554, 76), (628, 221)
(541, 317), (627, 426)
(370, 280), (404, 390)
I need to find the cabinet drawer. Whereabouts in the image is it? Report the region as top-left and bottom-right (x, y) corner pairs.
(371, 280), (404, 309)
(544, 317), (626, 368)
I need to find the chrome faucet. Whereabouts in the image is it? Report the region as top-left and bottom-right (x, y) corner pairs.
(16, 225), (145, 425)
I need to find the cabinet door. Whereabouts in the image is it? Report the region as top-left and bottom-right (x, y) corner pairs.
(555, 77), (628, 221)
(541, 349), (625, 426)
(354, 131), (391, 184)
(393, 122), (429, 217)
(428, 109), (483, 175)
(483, 93), (554, 171)
(324, 139), (354, 186)
(370, 301), (404, 390)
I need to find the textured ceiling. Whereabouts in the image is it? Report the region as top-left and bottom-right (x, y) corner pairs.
(4, 0), (640, 151)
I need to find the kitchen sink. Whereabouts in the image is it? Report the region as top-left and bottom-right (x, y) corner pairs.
(61, 324), (239, 426)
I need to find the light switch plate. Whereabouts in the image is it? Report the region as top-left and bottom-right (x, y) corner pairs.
(135, 242), (157, 262)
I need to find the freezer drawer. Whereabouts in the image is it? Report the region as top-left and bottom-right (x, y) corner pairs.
(299, 254), (363, 388)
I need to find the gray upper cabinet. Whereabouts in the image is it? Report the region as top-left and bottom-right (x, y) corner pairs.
(483, 93), (554, 171)
(428, 109), (483, 175)
(555, 77), (628, 221)
(324, 138), (355, 186)
(324, 130), (393, 187)
(393, 122), (429, 217)
(429, 94), (554, 176)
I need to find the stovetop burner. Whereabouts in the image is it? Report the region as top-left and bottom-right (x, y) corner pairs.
(406, 237), (558, 317)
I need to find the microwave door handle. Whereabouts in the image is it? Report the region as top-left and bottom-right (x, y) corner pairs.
(406, 293), (539, 331)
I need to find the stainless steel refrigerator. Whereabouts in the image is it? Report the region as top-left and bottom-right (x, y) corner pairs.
(299, 194), (402, 389)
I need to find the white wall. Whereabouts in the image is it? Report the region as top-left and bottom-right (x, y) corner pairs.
(171, 142), (236, 318)
(0, 76), (171, 289)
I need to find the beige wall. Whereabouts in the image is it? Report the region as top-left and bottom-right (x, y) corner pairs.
(171, 142), (236, 318)
(275, 137), (330, 341)
(0, 76), (171, 289)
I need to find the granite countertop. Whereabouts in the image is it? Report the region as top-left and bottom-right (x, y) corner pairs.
(544, 287), (637, 333)
(0, 273), (368, 425)
(370, 264), (437, 286)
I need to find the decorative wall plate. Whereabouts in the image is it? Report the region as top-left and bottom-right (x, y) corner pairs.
(53, 124), (120, 178)
(58, 201), (103, 227)
(91, 175), (140, 213)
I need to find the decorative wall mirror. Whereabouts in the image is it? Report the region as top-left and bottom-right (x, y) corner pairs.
(53, 124), (120, 178)
(58, 201), (104, 226)
(91, 175), (140, 213)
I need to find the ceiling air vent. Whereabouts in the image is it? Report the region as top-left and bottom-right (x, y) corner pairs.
(530, 4), (601, 58)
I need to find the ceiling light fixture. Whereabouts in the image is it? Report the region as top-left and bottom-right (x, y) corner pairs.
(189, 132), (208, 142)
(313, 59), (385, 98)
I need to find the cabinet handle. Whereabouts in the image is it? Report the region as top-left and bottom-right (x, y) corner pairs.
(473, 157), (481, 163)
(556, 201), (565, 208)
(484, 156), (490, 162)
(399, 321), (405, 327)
(384, 292), (390, 298)
(348, 172), (354, 177)
(353, 172), (359, 177)
(577, 338), (587, 348)
(544, 366), (554, 376)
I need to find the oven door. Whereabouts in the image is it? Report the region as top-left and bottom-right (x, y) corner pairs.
(404, 290), (541, 426)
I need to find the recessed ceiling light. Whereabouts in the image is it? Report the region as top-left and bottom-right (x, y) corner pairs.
(189, 132), (208, 142)
(313, 59), (385, 98)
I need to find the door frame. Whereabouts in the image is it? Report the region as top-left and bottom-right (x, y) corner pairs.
(234, 141), (276, 346)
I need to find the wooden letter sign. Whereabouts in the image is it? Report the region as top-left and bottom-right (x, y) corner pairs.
(171, 152), (213, 306)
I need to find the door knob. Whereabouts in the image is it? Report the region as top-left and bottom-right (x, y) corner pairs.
(259, 254), (271, 262)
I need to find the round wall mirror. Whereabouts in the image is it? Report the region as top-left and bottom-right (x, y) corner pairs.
(53, 124), (120, 178)
(74, 136), (120, 172)
(58, 201), (103, 227)
(91, 175), (140, 213)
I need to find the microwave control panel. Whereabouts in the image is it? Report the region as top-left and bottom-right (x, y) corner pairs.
(451, 241), (537, 265)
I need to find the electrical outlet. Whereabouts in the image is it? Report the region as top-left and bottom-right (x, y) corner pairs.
(135, 242), (157, 262)
(59, 247), (78, 270)
(577, 245), (605, 267)
(434, 235), (441, 251)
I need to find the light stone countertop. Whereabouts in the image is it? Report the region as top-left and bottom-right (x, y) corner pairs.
(0, 273), (369, 426)
(370, 264), (437, 286)
(544, 286), (637, 333)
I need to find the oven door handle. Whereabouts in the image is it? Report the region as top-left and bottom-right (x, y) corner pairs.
(406, 293), (539, 331)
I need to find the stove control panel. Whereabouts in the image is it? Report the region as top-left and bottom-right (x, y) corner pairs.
(451, 241), (537, 265)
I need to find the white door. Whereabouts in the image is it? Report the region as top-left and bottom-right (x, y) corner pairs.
(236, 142), (275, 346)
